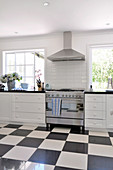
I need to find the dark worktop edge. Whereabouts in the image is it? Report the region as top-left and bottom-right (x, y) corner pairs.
(0, 90), (45, 93)
(85, 91), (113, 94)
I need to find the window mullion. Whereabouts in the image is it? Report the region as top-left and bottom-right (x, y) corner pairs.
(34, 52), (35, 90)
(24, 52), (26, 83)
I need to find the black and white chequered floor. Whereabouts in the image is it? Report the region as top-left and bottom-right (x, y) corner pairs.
(0, 123), (113, 170)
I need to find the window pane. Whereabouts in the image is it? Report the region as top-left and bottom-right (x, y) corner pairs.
(7, 66), (15, 73)
(16, 66), (24, 77)
(35, 57), (44, 82)
(16, 53), (24, 65)
(26, 66), (34, 76)
(7, 53), (15, 65)
(25, 52), (34, 65)
(92, 48), (113, 90)
(25, 78), (34, 90)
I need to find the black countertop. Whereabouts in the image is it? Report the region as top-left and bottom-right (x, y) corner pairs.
(85, 90), (113, 94)
(0, 90), (45, 93)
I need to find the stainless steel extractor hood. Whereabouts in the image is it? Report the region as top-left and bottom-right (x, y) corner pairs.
(47, 31), (85, 61)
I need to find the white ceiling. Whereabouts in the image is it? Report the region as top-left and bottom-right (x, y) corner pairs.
(0, 0), (113, 37)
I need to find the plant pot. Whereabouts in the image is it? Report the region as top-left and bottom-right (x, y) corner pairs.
(7, 80), (15, 91)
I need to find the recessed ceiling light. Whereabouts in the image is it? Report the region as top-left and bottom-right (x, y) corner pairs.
(106, 23), (110, 26)
(14, 32), (18, 34)
(43, 2), (49, 6)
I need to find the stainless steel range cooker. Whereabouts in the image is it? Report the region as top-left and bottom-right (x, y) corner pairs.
(46, 89), (84, 129)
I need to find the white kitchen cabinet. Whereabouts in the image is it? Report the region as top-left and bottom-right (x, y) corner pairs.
(85, 94), (106, 129)
(0, 93), (11, 121)
(11, 93), (45, 124)
(107, 95), (113, 129)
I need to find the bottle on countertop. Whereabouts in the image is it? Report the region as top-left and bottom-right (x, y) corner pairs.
(90, 85), (93, 92)
(42, 82), (44, 91)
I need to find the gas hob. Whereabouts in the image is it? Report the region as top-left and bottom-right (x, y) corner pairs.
(46, 89), (84, 99)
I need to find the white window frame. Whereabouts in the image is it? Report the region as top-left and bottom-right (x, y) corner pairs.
(3, 49), (45, 89)
(88, 44), (113, 90)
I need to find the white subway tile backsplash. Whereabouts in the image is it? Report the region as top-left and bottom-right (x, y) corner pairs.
(46, 60), (87, 89)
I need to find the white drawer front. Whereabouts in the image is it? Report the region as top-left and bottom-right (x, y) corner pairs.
(12, 94), (45, 103)
(85, 102), (105, 111)
(14, 112), (45, 123)
(85, 94), (106, 103)
(85, 119), (106, 128)
(85, 110), (105, 119)
(15, 103), (45, 113)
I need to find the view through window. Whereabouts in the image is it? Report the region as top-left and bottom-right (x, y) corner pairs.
(3, 49), (44, 90)
(92, 46), (113, 90)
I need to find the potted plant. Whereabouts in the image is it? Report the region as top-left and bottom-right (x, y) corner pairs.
(0, 72), (22, 91)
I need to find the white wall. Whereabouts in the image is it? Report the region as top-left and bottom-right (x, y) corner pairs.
(1, 30), (113, 90)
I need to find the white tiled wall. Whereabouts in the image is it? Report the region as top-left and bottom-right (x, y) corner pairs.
(46, 60), (87, 89)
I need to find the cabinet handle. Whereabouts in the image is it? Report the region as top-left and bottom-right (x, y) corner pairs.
(93, 122), (96, 125)
(93, 98), (96, 100)
(93, 105), (96, 108)
(110, 111), (113, 115)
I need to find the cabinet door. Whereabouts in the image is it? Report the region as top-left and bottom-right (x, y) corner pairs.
(0, 93), (11, 120)
(107, 95), (113, 128)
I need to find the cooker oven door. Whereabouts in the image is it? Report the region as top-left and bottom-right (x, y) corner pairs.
(46, 98), (62, 117)
(46, 98), (84, 119)
(61, 98), (84, 119)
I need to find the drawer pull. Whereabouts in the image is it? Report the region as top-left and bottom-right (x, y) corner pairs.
(93, 122), (96, 125)
(93, 105), (96, 108)
(16, 114), (19, 118)
(93, 98), (96, 100)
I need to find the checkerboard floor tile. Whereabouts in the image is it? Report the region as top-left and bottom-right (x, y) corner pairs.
(4, 124), (22, 129)
(39, 139), (65, 151)
(0, 135), (24, 145)
(3, 146), (37, 161)
(17, 137), (44, 148)
(10, 129), (32, 136)
(89, 136), (112, 145)
(0, 128), (16, 135)
(0, 123), (113, 170)
(21, 161), (54, 170)
(19, 125), (38, 130)
(47, 132), (68, 141)
(67, 133), (88, 143)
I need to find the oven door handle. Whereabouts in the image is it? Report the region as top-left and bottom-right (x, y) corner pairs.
(60, 99), (62, 115)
